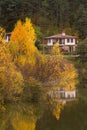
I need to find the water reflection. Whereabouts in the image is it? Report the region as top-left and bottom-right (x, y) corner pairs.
(0, 103), (41, 130)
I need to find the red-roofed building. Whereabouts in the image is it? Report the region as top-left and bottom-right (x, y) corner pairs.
(44, 33), (78, 53)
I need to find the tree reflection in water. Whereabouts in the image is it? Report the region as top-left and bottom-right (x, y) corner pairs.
(0, 103), (42, 130)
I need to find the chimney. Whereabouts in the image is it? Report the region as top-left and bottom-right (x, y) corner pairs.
(62, 32), (66, 36)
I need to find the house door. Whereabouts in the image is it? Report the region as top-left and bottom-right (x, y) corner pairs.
(69, 46), (73, 52)
(60, 92), (65, 98)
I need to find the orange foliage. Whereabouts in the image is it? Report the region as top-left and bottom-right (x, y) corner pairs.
(9, 18), (41, 66)
(0, 33), (24, 102)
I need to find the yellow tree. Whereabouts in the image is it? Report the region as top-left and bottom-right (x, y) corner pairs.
(10, 18), (40, 66)
(35, 56), (78, 119)
(11, 18), (36, 44)
(8, 18), (78, 121)
(35, 56), (77, 90)
(0, 27), (6, 45)
(59, 59), (78, 90)
(51, 42), (61, 55)
(0, 27), (24, 103)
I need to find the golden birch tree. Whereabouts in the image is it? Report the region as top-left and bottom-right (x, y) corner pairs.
(10, 18), (41, 67)
(0, 27), (24, 103)
(51, 42), (61, 55)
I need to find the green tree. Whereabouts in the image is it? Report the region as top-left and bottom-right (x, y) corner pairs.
(76, 38), (87, 62)
(76, 38), (87, 88)
(75, 5), (87, 39)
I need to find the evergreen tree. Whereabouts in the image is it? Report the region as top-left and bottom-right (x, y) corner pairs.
(75, 5), (87, 39)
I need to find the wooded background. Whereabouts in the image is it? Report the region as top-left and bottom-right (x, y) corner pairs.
(0, 0), (87, 39)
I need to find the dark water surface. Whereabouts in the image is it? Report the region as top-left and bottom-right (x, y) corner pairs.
(0, 88), (87, 130)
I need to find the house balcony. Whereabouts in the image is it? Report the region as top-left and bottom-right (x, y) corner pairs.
(59, 43), (65, 46)
(47, 42), (53, 46)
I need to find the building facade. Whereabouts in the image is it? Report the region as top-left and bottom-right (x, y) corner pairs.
(44, 33), (77, 53)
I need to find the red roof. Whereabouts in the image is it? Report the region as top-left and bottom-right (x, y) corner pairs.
(45, 33), (76, 39)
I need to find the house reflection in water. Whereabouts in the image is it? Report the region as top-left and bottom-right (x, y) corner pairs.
(49, 88), (76, 104)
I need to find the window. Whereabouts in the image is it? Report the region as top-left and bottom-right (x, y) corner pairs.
(71, 39), (73, 43)
(59, 39), (62, 44)
(69, 46), (73, 52)
(8, 36), (10, 41)
(48, 39), (51, 43)
(67, 39), (70, 43)
(62, 39), (65, 44)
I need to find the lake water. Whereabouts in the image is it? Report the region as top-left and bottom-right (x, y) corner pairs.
(0, 88), (87, 130)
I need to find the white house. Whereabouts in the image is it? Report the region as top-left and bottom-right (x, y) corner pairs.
(44, 33), (77, 53)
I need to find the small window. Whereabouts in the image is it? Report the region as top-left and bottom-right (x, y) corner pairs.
(71, 39), (73, 43)
(62, 39), (65, 44)
(67, 39), (69, 43)
(59, 39), (62, 44)
(48, 39), (51, 43)
(8, 36), (10, 41)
